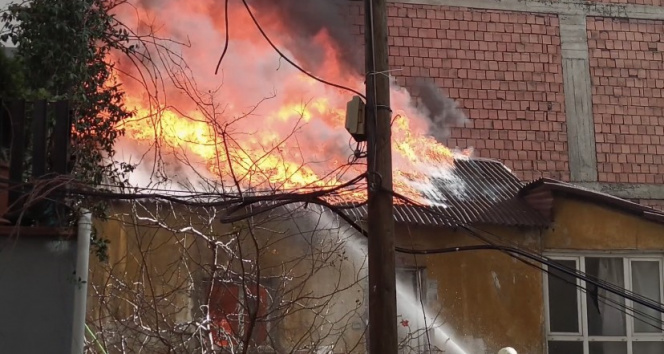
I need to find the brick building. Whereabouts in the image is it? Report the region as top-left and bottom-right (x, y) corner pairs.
(350, 0), (664, 209)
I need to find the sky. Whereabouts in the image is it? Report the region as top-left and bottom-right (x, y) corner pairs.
(0, 0), (16, 47)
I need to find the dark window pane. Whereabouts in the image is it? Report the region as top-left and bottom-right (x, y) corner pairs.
(548, 341), (583, 354)
(548, 259), (579, 333)
(585, 257), (626, 336)
(633, 342), (664, 353)
(631, 261), (662, 333)
(589, 342), (627, 354)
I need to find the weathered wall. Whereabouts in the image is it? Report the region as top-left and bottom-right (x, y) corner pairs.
(87, 204), (367, 353)
(395, 223), (545, 354)
(392, 197), (664, 353)
(86, 197), (664, 354)
(542, 197), (664, 249)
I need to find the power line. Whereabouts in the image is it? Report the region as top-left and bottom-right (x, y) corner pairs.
(237, 0), (366, 99)
(386, 189), (664, 314)
(214, 0), (231, 75)
(57, 172), (664, 317)
(12, 167), (663, 321)
(312, 191), (664, 316)
(331, 202), (664, 337)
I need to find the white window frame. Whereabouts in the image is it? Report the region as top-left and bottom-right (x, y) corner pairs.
(543, 252), (664, 354)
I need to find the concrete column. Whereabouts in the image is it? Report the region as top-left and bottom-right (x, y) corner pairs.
(559, 14), (598, 182)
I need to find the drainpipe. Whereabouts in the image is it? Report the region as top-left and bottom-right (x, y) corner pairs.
(71, 210), (92, 354)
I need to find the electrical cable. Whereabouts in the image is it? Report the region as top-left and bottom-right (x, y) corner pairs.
(332, 201), (664, 332)
(365, 0), (380, 191)
(332, 197), (664, 338)
(214, 0), (231, 75)
(46, 170), (664, 317)
(318, 196), (664, 316)
(386, 187), (664, 313)
(12, 160), (664, 326)
(238, 0), (366, 99)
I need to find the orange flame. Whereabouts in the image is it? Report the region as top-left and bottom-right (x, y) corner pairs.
(113, 1), (462, 204)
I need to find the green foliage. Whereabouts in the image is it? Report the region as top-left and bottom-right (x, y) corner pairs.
(1, 0), (137, 220)
(0, 48), (25, 99)
(90, 226), (110, 262)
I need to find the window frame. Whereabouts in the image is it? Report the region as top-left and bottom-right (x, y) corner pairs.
(543, 252), (664, 354)
(204, 276), (275, 350)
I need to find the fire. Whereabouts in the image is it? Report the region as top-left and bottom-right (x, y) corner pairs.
(113, 0), (462, 205)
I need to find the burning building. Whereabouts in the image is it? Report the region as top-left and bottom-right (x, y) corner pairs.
(3, 0), (664, 353)
(83, 0), (664, 353)
(89, 157), (664, 354)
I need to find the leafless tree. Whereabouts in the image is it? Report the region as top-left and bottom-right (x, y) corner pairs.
(68, 7), (453, 354)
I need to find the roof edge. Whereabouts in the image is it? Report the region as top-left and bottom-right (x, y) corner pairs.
(519, 178), (664, 224)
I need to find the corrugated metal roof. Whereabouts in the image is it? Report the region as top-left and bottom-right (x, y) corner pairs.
(343, 158), (550, 228)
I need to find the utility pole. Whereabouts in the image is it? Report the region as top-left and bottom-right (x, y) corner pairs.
(364, 0), (398, 353)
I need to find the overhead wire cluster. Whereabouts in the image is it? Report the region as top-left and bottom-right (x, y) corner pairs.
(387, 189), (664, 329)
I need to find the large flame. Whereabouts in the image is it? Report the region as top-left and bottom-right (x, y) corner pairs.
(112, 1), (463, 204)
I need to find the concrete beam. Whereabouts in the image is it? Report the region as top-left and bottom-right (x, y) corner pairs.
(559, 14), (598, 182)
(577, 182), (664, 200)
(394, 0), (664, 20)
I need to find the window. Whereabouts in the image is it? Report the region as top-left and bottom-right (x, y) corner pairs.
(207, 278), (273, 349)
(544, 254), (664, 354)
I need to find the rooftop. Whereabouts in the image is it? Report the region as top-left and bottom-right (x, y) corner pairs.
(344, 158), (550, 228)
(343, 158), (664, 228)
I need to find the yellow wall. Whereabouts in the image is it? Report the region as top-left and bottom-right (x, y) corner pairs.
(395, 224), (545, 354)
(87, 197), (664, 354)
(542, 198), (664, 251)
(395, 197), (664, 354)
(87, 204), (367, 353)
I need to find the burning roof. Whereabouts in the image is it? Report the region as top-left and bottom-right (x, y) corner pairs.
(341, 158), (664, 229)
(100, 1), (664, 231)
(343, 158), (550, 228)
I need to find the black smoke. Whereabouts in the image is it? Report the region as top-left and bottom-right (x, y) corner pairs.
(413, 78), (468, 143)
(248, 0), (363, 76)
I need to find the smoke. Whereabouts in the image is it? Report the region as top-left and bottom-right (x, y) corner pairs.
(248, 0), (363, 76)
(111, 0), (472, 196)
(246, 1), (467, 143)
(413, 78), (468, 143)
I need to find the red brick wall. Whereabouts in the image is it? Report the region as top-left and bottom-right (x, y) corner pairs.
(377, 3), (568, 181)
(590, 0), (663, 5)
(588, 17), (664, 184)
(348, 2), (664, 212)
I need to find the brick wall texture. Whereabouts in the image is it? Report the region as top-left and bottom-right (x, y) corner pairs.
(588, 17), (664, 184)
(593, 0), (664, 5)
(348, 1), (664, 207)
(362, 3), (569, 181)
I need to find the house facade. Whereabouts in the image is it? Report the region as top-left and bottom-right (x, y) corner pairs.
(86, 158), (664, 354)
(396, 175), (664, 353)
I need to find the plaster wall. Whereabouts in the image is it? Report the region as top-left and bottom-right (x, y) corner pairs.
(395, 224), (545, 354)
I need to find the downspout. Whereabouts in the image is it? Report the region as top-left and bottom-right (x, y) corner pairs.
(71, 210), (92, 354)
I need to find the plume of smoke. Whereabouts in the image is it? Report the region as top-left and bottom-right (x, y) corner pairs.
(248, 0), (363, 76)
(413, 78), (468, 143)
